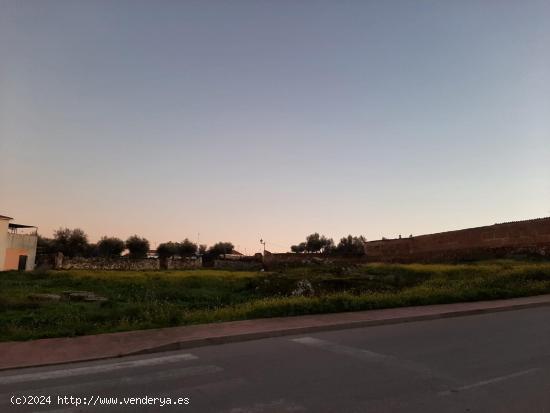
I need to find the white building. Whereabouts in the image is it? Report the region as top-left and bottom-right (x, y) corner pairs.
(0, 215), (38, 271)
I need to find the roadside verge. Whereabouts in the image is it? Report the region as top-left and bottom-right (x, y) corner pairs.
(2, 294), (550, 371)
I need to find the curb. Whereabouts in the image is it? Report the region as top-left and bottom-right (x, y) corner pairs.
(128, 299), (550, 356)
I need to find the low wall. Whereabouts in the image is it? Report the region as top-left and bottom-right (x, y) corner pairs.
(164, 257), (202, 270)
(213, 259), (263, 270)
(262, 252), (366, 269)
(36, 254), (204, 271)
(57, 256), (161, 271)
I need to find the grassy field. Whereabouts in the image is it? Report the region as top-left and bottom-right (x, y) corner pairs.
(2, 260), (550, 341)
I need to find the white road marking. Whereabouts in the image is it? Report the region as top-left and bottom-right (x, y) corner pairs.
(290, 336), (458, 387)
(0, 353), (198, 385)
(438, 368), (542, 396)
(291, 337), (388, 362)
(0, 365), (223, 404)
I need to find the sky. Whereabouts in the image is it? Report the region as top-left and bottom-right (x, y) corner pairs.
(1, 0), (549, 254)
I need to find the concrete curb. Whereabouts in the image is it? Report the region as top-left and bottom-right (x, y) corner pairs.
(127, 299), (550, 356)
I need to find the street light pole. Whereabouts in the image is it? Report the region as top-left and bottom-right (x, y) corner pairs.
(260, 238), (266, 254)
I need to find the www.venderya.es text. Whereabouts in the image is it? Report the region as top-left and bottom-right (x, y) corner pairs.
(11, 395), (190, 407)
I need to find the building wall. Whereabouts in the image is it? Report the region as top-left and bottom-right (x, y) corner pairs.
(5, 233), (38, 270)
(0, 219), (8, 270)
(4, 248), (29, 270)
(364, 217), (550, 262)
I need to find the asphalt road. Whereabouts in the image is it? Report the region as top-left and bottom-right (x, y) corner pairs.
(2, 306), (550, 413)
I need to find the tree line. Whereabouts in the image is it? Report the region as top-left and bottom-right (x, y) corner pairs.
(38, 228), (235, 259)
(38, 228), (365, 258)
(290, 233), (366, 256)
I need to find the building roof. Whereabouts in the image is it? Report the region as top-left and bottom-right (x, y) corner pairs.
(0, 215), (13, 221)
(9, 223), (37, 229)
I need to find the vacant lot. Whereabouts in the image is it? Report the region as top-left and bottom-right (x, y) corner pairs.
(1, 260), (550, 341)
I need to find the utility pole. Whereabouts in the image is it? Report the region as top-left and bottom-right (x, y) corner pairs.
(260, 238), (266, 254)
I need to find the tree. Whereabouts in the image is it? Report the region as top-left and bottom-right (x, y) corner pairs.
(334, 235), (366, 256)
(290, 233), (334, 253)
(97, 236), (125, 258)
(207, 242), (234, 257)
(290, 242), (306, 253)
(53, 228), (89, 257)
(156, 242), (178, 260)
(198, 244), (207, 255)
(125, 235), (150, 259)
(37, 235), (56, 254)
(178, 238), (197, 257)
(305, 233), (334, 253)
(86, 242), (99, 258)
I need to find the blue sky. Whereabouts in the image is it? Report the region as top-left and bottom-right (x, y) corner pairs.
(1, 0), (549, 253)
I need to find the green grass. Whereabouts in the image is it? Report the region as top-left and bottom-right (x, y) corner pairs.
(2, 260), (550, 341)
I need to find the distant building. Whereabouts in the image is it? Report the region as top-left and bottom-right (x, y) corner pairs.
(0, 215), (38, 271)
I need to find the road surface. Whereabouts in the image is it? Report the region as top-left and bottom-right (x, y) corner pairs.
(2, 306), (550, 412)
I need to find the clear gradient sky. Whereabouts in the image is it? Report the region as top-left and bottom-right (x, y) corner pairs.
(1, 0), (549, 253)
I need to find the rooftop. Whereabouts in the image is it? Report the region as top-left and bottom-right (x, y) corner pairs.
(9, 223), (37, 229)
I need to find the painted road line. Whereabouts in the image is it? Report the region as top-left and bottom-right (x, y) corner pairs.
(0, 365), (224, 406)
(291, 337), (388, 362)
(438, 368), (542, 396)
(290, 336), (458, 387)
(0, 353), (198, 385)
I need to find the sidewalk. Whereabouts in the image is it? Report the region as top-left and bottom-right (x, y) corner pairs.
(2, 294), (550, 371)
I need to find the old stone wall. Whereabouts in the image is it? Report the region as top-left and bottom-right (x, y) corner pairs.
(262, 252), (367, 269)
(164, 257), (202, 270)
(36, 254), (205, 271)
(213, 256), (263, 270)
(57, 256), (161, 270)
(365, 217), (550, 262)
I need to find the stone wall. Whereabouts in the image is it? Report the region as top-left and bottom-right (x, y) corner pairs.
(164, 257), (202, 270)
(213, 259), (263, 270)
(262, 252), (366, 269)
(57, 256), (161, 270)
(36, 253), (204, 271)
(365, 217), (550, 263)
